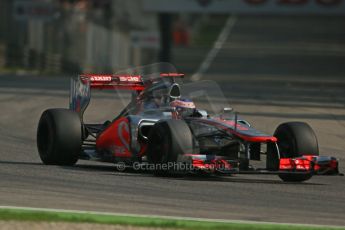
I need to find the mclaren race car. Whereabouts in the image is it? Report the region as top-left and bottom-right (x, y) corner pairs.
(37, 64), (340, 182)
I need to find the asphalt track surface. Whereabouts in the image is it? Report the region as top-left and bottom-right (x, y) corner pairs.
(1, 16), (345, 226)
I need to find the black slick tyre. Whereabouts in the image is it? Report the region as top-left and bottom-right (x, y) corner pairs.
(37, 108), (82, 165)
(146, 120), (193, 175)
(274, 122), (318, 182)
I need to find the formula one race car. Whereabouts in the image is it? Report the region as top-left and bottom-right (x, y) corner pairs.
(37, 63), (340, 182)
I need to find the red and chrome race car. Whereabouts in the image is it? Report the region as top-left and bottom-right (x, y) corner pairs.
(37, 64), (340, 182)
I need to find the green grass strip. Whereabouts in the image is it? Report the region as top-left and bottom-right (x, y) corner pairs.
(0, 208), (343, 230)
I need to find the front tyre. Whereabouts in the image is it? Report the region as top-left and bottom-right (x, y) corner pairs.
(274, 122), (319, 182)
(146, 120), (194, 175)
(37, 108), (82, 165)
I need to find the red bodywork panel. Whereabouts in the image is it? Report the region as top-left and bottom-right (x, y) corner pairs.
(234, 133), (277, 143)
(189, 155), (339, 175)
(79, 73), (184, 91)
(80, 74), (145, 91)
(279, 155), (339, 175)
(96, 117), (132, 158)
(279, 158), (312, 171)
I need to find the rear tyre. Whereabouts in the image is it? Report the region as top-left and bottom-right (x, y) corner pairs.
(37, 108), (82, 165)
(146, 120), (194, 175)
(274, 122), (318, 182)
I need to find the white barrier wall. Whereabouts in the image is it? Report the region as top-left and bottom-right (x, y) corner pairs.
(85, 23), (130, 72)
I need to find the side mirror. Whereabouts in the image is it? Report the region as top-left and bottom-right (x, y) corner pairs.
(220, 107), (236, 120)
(223, 107), (234, 113)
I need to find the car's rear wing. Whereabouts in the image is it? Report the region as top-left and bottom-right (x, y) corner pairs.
(80, 74), (145, 91)
(79, 73), (184, 90)
(70, 73), (184, 119)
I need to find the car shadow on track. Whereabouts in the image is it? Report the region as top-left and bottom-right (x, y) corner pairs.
(0, 161), (324, 185)
(63, 163), (118, 172)
(0, 160), (42, 166)
(160, 174), (324, 186)
(70, 163), (325, 186)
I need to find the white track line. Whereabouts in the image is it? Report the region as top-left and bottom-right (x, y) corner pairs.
(0, 205), (344, 229)
(191, 15), (237, 81)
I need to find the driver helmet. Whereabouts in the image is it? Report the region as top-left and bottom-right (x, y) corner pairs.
(170, 98), (196, 117)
